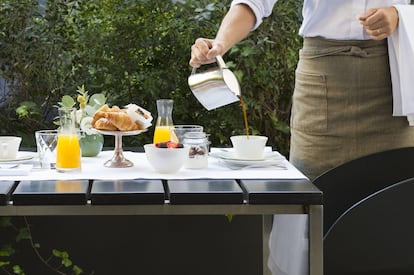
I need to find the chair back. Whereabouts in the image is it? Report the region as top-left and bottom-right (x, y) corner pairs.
(324, 177), (414, 274)
(312, 146), (414, 235)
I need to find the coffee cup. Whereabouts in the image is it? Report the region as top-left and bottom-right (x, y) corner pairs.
(230, 135), (268, 160)
(0, 136), (22, 160)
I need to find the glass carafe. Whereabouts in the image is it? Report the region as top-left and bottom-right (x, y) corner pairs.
(153, 99), (176, 144)
(56, 107), (81, 172)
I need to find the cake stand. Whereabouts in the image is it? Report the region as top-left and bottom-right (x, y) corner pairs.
(93, 129), (147, 168)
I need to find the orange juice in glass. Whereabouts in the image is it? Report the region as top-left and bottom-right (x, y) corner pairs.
(56, 107), (81, 172)
(153, 126), (173, 143)
(153, 99), (178, 143)
(56, 134), (81, 171)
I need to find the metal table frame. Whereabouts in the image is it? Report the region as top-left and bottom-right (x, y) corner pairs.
(1, 200), (323, 275)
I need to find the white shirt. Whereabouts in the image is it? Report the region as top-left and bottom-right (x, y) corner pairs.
(388, 5), (414, 123)
(231, 0), (410, 40)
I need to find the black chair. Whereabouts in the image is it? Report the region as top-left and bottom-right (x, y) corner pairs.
(324, 177), (414, 275)
(312, 146), (414, 235)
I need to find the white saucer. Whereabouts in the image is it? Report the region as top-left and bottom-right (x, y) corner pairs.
(209, 150), (285, 161)
(209, 150), (286, 169)
(0, 152), (35, 164)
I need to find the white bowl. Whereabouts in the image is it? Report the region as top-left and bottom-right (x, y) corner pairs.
(144, 144), (189, 173)
(230, 135), (268, 160)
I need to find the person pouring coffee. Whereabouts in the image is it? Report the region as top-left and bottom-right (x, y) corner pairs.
(189, 1), (414, 274)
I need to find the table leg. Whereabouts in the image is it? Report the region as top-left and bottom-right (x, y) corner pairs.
(308, 205), (323, 275)
(262, 215), (272, 275)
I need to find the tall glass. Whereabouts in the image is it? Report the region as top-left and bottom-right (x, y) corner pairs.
(56, 107), (81, 172)
(153, 99), (177, 143)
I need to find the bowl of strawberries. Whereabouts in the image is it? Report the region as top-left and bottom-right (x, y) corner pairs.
(144, 141), (189, 173)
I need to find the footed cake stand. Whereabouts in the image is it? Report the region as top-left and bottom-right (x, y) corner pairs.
(93, 129), (147, 168)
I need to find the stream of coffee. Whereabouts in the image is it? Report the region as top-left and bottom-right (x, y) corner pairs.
(238, 96), (249, 138)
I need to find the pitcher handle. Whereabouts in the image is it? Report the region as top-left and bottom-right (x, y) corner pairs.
(191, 55), (227, 75)
(216, 55), (227, 69)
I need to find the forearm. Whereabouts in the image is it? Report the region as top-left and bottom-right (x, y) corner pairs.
(214, 4), (256, 54)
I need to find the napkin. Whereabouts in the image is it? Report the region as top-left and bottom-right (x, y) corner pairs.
(0, 164), (33, 176)
(388, 5), (414, 125)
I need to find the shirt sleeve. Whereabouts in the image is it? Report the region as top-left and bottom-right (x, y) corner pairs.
(231, 0), (278, 30)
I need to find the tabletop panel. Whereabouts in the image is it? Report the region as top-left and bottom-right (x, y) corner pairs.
(240, 179), (323, 205)
(2, 178), (323, 207)
(90, 179), (165, 205)
(167, 179), (244, 204)
(12, 180), (89, 205)
(0, 181), (15, 205)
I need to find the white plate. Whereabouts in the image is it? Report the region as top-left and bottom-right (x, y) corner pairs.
(93, 128), (148, 136)
(209, 150), (285, 161)
(209, 150), (286, 169)
(0, 152), (35, 164)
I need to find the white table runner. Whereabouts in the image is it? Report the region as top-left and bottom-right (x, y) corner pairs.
(0, 150), (307, 181)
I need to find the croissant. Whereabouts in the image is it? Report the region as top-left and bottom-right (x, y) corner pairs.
(104, 111), (141, 131)
(92, 111), (106, 127)
(94, 118), (118, 131)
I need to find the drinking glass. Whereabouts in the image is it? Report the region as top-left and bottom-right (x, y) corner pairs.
(172, 125), (203, 143)
(35, 130), (58, 169)
(56, 108), (81, 172)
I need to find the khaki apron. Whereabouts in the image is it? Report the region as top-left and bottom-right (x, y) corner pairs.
(289, 37), (414, 180)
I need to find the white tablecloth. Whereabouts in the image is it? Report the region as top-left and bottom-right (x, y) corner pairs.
(0, 150), (307, 181)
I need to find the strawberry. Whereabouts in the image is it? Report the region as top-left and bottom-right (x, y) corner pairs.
(166, 141), (179, 148)
(155, 142), (168, 148)
(155, 141), (183, 148)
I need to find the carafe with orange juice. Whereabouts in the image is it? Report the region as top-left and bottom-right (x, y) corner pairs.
(153, 99), (178, 143)
(56, 107), (81, 172)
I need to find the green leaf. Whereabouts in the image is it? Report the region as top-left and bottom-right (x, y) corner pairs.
(62, 257), (72, 267)
(16, 228), (31, 242)
(0, 244), (15, 256)
(0, 217), (13, 227)
(53, 249), (72, 267)
(0, 261), (10, 267)
(89, 93), (106, 107)
(12, 264), (25, 274)
(15, 101), (40, 118)
(61, 95), (76, 108)
(224, 214), (234, 222)
(52, 249), (63, 257)
(73, 265), (83, 275)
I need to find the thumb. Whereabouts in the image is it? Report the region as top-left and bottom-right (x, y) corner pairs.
(206, 42), (225, 60)
(359, 8), (377, 21)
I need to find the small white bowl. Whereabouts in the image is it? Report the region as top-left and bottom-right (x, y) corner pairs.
(144, 144), (189, 173)
(230, 135), (268, 160)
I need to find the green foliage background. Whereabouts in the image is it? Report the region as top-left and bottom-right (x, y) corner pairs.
(0, 0), (302, 155)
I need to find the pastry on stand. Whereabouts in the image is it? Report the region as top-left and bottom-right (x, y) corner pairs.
(92, 104), (152, 168)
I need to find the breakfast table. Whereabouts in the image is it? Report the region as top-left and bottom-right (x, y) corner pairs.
(0, 148), (323, 275)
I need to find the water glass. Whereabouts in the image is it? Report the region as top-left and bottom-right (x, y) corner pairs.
(35, 130), (58, 169)
(172, 125), (203, 143)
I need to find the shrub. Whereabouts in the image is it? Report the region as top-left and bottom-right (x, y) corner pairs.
(0, 0), (302, 155)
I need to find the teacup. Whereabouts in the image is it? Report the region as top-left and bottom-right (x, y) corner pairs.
(230, 135), (268, 160)
(0, 136), (22, 160)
